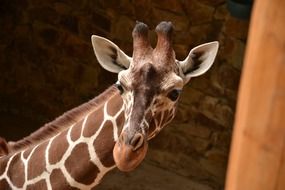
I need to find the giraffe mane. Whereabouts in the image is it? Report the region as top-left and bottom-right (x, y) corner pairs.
(8, 85), (119, 153)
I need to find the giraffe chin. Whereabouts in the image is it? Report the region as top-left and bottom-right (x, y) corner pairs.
(113, 140), (148, 172)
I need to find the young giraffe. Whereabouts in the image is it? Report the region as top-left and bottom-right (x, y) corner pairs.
(0, 21), (218, 189)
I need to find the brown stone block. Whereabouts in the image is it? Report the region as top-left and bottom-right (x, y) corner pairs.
(216, 64), (240, 91)
(13, 24), (32, 41)
(199, 0), (226, 7)
(91, 11), (111, 32)
(151, 9), (189, 31)
(152, 0), (183, 13)
(98, 0), (120, 9)
(173, 104), (197, 124)
(54, 2), (72, 15)
(64, 0), (89, 9)
(133, 0), (153, 20)
(211, 131), (232, 151)
(39, 28), (59, 46)
(188, 136), (211, 152)
(185, 124), (212, 139)
(61, 34), (91, 58)
(223, 16), (249, 40)
(184, 1), (215, 25)
(189, 24), (213, 44)
(200, 148), (228, 185)
(180, 86), (205, 106)
(219, 36), (245, 70)
(59, 15), (79, 34)
(28, 6), (59, 25)
(110, 16), (134, 43)
(173, 44), (189, 60)
(31, 22), (61, 56)
(198, 95), (234, 128)
(214, 4), (229, 20)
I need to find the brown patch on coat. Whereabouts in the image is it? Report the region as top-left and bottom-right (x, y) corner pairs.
(23, 148), (33, 159)
(50, 169), (79, 190)
(106, 93), (123, 117)
(27, 141), (48, 180)
(7, 153), (25, 188)
(83, 108), (104, 138)
(65, 143), (99, 185)
(0, 179), (10, 189)
(94, 120), (116, 167)
(82, 92), (122, 138)
(48, 130), (69, 165)
(70, 120), (83, 142)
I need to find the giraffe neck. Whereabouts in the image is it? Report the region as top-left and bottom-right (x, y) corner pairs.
(0, 90), (124, 189)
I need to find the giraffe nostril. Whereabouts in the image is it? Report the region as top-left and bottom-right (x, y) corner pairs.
(130, 133), (144, 151)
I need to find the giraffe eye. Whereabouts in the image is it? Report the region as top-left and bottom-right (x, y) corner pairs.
(167, 89), (181, 101)
(115, 82), (124, 94)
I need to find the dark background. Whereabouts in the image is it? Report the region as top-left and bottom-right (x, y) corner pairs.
(0, 0), (248, 189)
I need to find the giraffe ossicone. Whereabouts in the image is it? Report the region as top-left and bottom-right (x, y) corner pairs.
(0, 21), (218, 189)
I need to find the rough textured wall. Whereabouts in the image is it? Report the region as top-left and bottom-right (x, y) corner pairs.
(0, 0), (248, 189)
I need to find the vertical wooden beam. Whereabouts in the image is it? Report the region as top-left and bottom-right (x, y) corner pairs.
(225, 0), (285, 190)
(276, 144), (285, 190)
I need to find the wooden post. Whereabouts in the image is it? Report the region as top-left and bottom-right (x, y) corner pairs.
(225, 0), (285, 190)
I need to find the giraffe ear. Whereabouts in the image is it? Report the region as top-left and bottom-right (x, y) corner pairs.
(91, 35), (132, 73)
(179, 41), (219, 83)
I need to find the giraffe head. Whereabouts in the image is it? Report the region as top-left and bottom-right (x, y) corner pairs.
(91, 21), (218, 172)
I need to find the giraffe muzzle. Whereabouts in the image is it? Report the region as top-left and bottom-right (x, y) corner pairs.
(113, 132), (148, 172)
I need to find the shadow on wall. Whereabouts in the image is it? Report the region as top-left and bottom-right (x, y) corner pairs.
(0, 0), (249, 189)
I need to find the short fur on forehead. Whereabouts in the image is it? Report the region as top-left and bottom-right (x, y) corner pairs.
(132, 63), (160, 88)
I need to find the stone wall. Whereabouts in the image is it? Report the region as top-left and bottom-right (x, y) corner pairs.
(0, 0), (249, 189)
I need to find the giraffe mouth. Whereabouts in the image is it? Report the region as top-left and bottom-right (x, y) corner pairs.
(113, 131), (148, 172)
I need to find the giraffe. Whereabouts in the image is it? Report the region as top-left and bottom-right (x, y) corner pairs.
(0, 21), (219, 189)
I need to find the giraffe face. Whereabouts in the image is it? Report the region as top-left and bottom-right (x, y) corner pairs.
(117, 62), (184, 138)
(113, 64), (184, 170)
(92, 21), (219, 172)
(112, 61), (182, 170)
